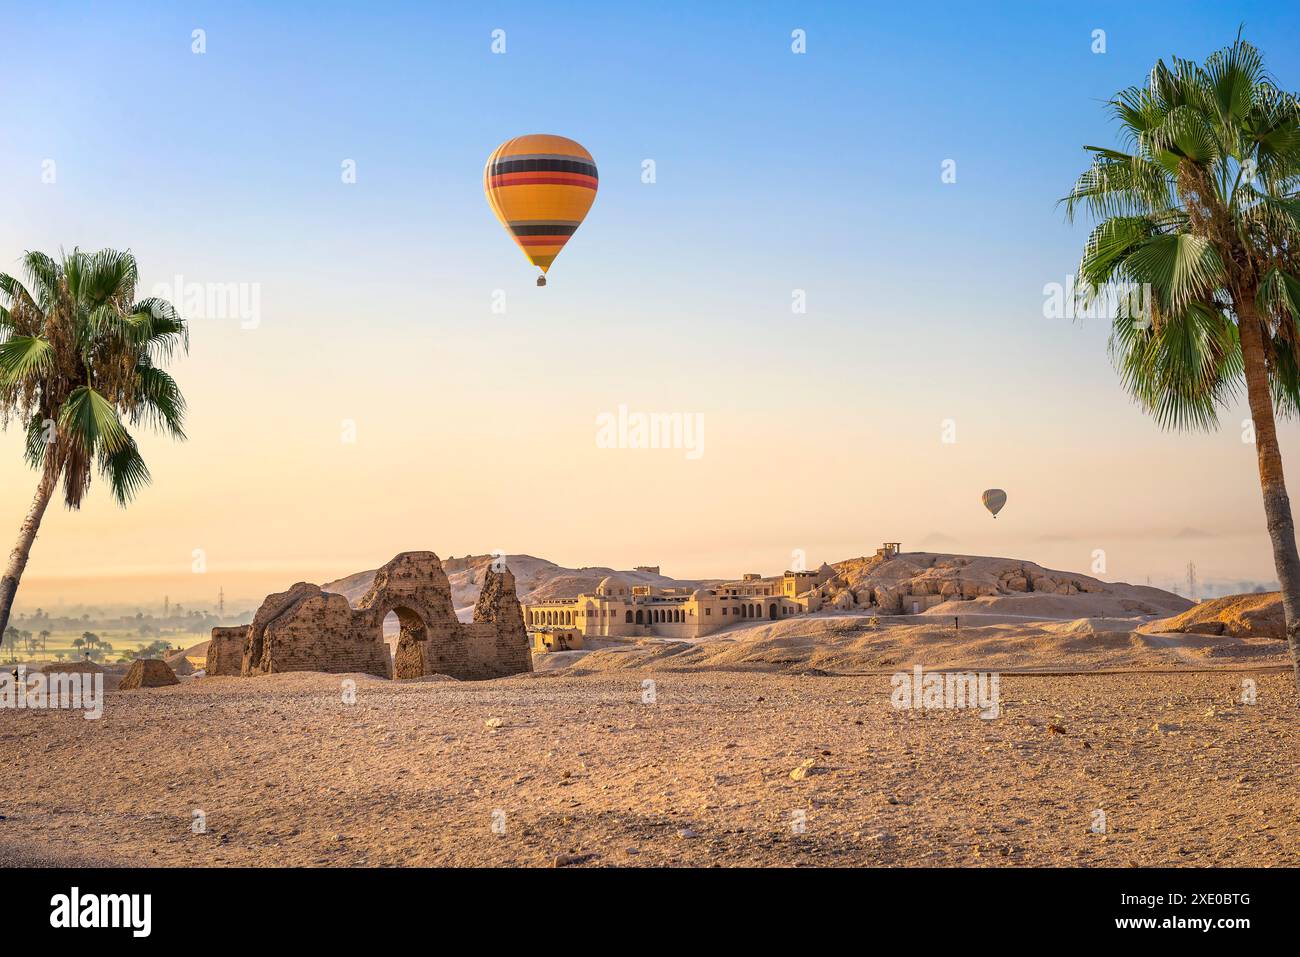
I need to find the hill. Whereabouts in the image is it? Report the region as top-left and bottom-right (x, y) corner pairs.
(322, 549), (1189, 624)
(324, 554), (716, 620)
(1139, 592), (1285, 640)
(832, 552), (1192, 619)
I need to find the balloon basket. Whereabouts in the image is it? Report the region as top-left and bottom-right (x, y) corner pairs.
(537, 274), (547, 287)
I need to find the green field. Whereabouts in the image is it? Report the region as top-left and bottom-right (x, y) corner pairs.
(0, 628), (204, 664)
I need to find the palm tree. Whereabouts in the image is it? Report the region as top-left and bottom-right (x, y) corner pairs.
(1063, 34), (1300, 694)
(38, 629), (49, 653)
(0, 249), (187, 640)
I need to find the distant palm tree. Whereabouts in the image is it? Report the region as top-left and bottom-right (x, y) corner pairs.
(1064, 34), (1300, 694)
(0, 249), (187, 641)
(38, 629), (49, 653)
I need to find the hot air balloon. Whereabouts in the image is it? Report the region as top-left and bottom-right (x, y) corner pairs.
(982, 489), (1007, 518)
(484, 134), (597, 286)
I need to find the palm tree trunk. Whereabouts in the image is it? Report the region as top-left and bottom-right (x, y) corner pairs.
(0, 458), (58, 641)
(1237, 299), (1300, 697)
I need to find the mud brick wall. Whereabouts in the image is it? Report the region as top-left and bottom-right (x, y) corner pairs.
(207, 627), (249, 676)
(239, 551), (532, 681)
(462, 622), (528, 679)
(472, 566), (532, 678)
(258, 592), (390, 678)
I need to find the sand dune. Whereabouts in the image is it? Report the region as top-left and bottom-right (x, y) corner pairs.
(540, 612), (1289, 675)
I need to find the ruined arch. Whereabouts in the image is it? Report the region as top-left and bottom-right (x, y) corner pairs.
(382, 603), (430, 679)
(235, 552), (531, 681)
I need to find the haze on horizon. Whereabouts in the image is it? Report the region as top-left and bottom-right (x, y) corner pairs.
(4, 2), (1299, 610)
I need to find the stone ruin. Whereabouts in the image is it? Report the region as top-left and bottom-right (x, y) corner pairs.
(207, 551), (532, 681)
(120, 658), (180, 689)
(206, 627), (247, 676)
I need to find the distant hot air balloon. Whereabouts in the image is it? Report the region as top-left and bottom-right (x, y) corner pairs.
(484, 134), (597, 286)
(982, 489), (1008, 518)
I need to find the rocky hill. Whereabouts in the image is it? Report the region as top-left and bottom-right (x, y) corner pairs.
(830, 552), (1193, 619)
(325, 554), (715, 620)
(1139, 592), (1285, 639)
(323, 549), (1190, 623)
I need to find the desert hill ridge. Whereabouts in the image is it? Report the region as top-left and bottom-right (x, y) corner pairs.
(322, 549), (1191, 622)
(324, 553), (718, 620)
(1139, 591), (1285, 640)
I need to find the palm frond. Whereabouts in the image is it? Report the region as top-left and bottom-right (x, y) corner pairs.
(57, 386), (131, 458)
(98, 438), (151, 506)
(1109, 302), (1242, 430)
(74, 248), (138, 306)
(0, 335), (54, 386)
(1078, 216), (1161, 290)
(130, 363), (187, 438)
(1145, 104), (1220, 164)
(23, 413), (52, 469)
(125, 299), (189, 360)
(21, 251), (62, 310)
(1204, 35), (1266, 126)
(1270, 332), (1300, 418)
(0, 273), (42, 322)
(1062, 150), (1176, 221)
(1120, 233), (1226, 315)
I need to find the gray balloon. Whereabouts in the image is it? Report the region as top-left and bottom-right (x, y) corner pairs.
(982, 488), (1007, 518)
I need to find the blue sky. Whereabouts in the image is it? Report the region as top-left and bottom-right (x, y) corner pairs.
(3, 1), (1300, 605)
(4, 1), (1295, 371)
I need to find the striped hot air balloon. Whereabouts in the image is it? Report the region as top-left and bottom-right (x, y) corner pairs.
(483, 134), (598, 286)
(982, 488), (1008, 518)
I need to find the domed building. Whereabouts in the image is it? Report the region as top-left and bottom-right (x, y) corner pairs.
(596, 575), (631, 598)
(524, 567), (812, 643)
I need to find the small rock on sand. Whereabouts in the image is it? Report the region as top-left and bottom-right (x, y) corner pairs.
(790, 759), (819, 781)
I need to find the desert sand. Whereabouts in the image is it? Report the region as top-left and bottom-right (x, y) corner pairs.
(2, 612), (1295, 868)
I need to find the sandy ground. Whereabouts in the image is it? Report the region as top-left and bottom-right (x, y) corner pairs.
(2, 653), (1297, 867)
(554, 611), (1291, 674)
